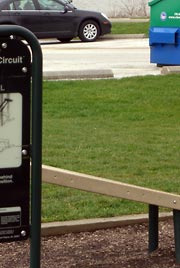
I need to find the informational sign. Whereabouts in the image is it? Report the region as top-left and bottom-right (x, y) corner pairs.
(0, 38), (31, 242)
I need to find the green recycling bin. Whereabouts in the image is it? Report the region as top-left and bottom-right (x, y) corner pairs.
(149, 0), (180, 65)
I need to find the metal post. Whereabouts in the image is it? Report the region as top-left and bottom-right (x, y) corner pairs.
(0, 25), (42, 268)
(173, 210), (180, 264)
(149, 204), (159, 253)
(29, 30), (43, 268)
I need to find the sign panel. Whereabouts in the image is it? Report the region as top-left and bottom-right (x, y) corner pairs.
(0, 93), (22, 168)
(0, 38), (31, 242)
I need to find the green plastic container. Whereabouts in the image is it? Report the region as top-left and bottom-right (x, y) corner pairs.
(149, 0), (180, 27)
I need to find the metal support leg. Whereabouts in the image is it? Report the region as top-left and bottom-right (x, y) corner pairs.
(149, 204), (159, 253)
(173, 210), (180, 264)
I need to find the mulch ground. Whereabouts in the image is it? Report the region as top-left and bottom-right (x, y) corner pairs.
(0, 219), (180, 268)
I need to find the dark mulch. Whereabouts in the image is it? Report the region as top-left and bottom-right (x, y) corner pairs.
(0, 219), (180, 268)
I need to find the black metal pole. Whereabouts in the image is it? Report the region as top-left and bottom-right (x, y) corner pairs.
(173, 210), (180, 264)
(29, 29), (43, 268)
(149, 204), (159, 253)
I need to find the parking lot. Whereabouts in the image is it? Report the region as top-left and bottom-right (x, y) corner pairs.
(41, 38), (161, 79)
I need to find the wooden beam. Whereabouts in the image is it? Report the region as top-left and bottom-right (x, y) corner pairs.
(42, 165), (180, 210)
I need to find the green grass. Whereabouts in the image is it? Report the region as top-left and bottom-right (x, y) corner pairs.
(42, 75), (180, 222)
(111, 22), (149, 36)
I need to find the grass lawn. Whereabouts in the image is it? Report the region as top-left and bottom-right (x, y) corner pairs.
(42, 75), (180, 222)
(111, 22), (149, 36)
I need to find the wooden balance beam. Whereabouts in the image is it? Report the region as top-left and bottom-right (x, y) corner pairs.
(42, 165), (180, 209)
(42, 164), (180, 263)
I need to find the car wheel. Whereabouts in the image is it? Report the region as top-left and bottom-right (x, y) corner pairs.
(58, 38), (72, 43)
(79, 20), (100, 42)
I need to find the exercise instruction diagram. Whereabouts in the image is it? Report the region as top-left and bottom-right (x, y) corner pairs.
(0, 92), (22, 168)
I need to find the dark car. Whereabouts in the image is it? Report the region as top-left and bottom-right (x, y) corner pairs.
(0, 0), (111, 42)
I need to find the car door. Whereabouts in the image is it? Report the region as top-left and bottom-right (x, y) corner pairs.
(36, 0), (77, 38)
(2, 0), (41, 35)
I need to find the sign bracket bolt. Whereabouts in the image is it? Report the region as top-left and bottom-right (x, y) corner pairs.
(1, 43), (7, 49)
(22, 67), (28, 73)
(21, 230), (27, 237)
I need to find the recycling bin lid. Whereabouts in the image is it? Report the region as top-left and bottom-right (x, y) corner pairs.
(149, 27), (179, 45)
(149, 0), (162, 6)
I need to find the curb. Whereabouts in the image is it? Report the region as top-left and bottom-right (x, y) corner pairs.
(43, 69), (114, 80)
(161, 66), (180, 75)
(101, 34), (147, 40)
(41, 212), (172, 236)
(110, 18), (149, 23)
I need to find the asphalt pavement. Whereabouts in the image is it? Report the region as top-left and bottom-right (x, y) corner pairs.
(42, 35), (163, 80)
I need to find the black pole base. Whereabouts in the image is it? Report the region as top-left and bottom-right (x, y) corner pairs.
(149, 204), (159, 253)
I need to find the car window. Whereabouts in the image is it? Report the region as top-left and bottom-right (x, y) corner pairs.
(38, 0), (65, 10)
(7, 0), (36, 10)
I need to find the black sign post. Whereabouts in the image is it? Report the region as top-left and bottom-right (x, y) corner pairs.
(0, 26), (42, 268)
